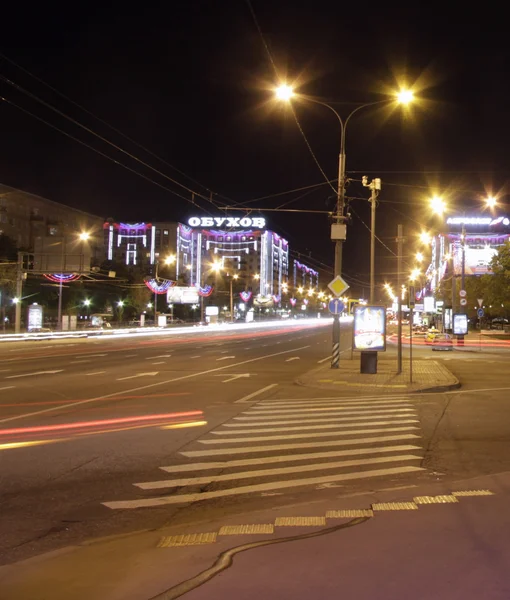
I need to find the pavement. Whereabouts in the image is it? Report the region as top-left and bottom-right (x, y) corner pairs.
(0, 352), (469, 600)
(296, 353), (460, 394)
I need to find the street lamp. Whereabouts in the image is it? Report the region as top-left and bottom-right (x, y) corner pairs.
(485, 195), (497, 209)
(78, 231), (91, 241)
(430, 196), (447, 216)
(275, 84), (414, 368)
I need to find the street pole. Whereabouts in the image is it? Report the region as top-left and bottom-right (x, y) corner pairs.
(15, 252), (23, 334)
(230, 278), (234, 323)
(458, 224), (466, 346)
(57, 237), (66, 331)
(409, 306), (413, 383)
(362, 176), (381, 305)
(396, 224), (404, 374)
(331, 149), (345, 369)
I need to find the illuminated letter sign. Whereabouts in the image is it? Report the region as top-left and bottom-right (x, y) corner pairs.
(187, 216), (266, 229)
(446, 216), (510, 226)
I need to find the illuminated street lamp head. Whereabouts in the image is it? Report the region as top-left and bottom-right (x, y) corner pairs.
(212, 261), (222, 273)
(275, 84), (294, 101)
(233, 273), (239, 280)
(83, 299), (91, 306)
(397, 89), (414, 104)
(12, 297), (19, 304)
(164, 254), (176, 265)
(430, 196), (446, 216)
(254, 273), (260, 280)
(410, 268), (421, 281)
(419, 231), (432, 245)
(117, 300), (124, 307)
(78, 231), (91, 241)
(485, 195), (497, 209)
(416, 252), (424, 262)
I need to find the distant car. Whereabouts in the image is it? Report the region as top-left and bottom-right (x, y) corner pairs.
(432, 333), (453, 351)
(491, 318), (509, 330)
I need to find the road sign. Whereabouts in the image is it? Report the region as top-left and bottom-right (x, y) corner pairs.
(477, 298), (484, 307)
(408, 285), (415, 307)
(327, 275), (349, 297)
(477, 308), (484, 318)
(328, 298), (344, 314)
(459, 290), (467, 298)
(460, 298), (467, 306)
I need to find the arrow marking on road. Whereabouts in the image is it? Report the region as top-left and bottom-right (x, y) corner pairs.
(6, 370), (64, 379)
(117, 372), (159, 381)
(214, 373), (251, 383)
(285, 357), (300, 362)
(216, 356), (236, 361)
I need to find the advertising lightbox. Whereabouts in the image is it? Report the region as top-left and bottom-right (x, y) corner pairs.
(353, 305), (386, 352)
(167, 286), (199, 304)
(453, 313), (468, 335)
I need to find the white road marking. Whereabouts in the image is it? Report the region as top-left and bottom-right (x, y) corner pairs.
(124, 354), (137, 358)
(234, 383), (278, 404)
(87, 371), (106, 376)
(137, 454), (423, 489)
(75, 354), (107, 358)
(117, 372), (159, 381)
(285, 357), (300, 362)
(317, 356), (332, 364)
(146, 355), (172, 360)
(246, 404), (413, 415)
(227, 412), (416, 427)
(258, 397), (414, 406)
(212, 420), (419, 435)
(103, 466), (424, 508)
(71, 360), (91, 364)
(216, 356), (236, 361)
(182, 434), (420, 457)
(255, 400), (413, 409)
(0, 345), (311, 425)
(161, 445), (422, 472)
(199, 426), (418, 445)
(214, 373), (251, 383)
(190, 356), (201, 358)
(152, 362), (166, 365)
(0, 369), (12, 372)
(0, 385), (15, 391)
(6, 370), (64, 379)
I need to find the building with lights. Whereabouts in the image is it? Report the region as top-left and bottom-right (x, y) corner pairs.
(426, 214), (510, 294)
(103, 220), (177, 271)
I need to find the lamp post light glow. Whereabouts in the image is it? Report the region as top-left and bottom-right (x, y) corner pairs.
(229, 273), (239, 323)
(485, 195), (497, 209)
(12, 297), (19, 304)
(275, 84), (294, 101)
(78, 231), (91, 241)
(430, 196), (446, 216)
(164, 254), (176, 265)
(397, 89), (414, 104)
(415, 252), (424, 263)
(83, 299), (91, 307)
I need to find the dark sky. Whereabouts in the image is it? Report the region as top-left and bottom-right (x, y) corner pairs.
(1, 2), (510, 296)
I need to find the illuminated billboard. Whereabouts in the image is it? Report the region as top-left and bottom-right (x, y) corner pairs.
(166, 286), (199, 304)
(452, 243), (498, 275)
(353, 305), (386, 352)
(453, 313), (468, 335)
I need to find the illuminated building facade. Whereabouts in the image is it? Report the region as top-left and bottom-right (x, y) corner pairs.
(427, 214), (510, 294)
(176, 216), (290, 298)
(103, 220), (177, 270)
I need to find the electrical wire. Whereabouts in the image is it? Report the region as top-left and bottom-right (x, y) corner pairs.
(244, 0), (337, 195)
(0, 74), (222, 211)
(225, 179), (337, 208)
(0, 52), (233, 203)
(0, 96), (216, 213)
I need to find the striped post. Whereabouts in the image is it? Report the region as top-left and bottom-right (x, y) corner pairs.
(331, 342), (340, 368)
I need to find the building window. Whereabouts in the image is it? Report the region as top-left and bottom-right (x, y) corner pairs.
(49, 226), (58, 236)
(163, 230), (169, 235)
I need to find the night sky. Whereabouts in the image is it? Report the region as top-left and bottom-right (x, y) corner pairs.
(1, 2), (509, 296)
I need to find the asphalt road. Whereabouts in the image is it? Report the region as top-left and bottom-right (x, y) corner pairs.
(1, 320), (510, 573)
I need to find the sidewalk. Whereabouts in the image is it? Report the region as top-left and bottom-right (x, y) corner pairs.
(297, 353), (460, 394)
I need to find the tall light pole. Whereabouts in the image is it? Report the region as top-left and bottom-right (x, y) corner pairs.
(229, 273), (239, 323)
(275, 86), (414, 368)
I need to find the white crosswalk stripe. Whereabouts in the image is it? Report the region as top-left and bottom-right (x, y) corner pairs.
(102, 396), (426, 510)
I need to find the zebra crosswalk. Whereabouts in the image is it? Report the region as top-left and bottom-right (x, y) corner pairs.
(103, 395), (425, 510)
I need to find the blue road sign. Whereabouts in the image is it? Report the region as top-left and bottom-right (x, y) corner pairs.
(477, 308), (484, 318)
(328, 298), (344, 314)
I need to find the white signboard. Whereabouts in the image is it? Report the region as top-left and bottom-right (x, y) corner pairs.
(27, 304), (43, 331)
(423, 296), (435, 312)
(205, 306), (219, 316)
(188, 216), (266, 229)
(167, 286), (199, 304)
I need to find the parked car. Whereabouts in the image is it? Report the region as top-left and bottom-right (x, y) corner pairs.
(491, 318), (509, 330)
